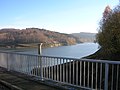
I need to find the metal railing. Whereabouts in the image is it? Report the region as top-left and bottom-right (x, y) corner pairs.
(0, 51), (120, 90)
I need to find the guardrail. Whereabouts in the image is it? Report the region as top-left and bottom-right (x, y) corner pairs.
(0, 51), (120, 90)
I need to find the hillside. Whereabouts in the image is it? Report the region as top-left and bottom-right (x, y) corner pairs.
(72, 32), (96, 42)
(0, 28), (81, 48)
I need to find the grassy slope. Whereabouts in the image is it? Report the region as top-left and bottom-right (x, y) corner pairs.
(84, 48), (120, 61)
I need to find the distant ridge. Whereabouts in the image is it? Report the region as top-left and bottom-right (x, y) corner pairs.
(71, 32), (96, 42)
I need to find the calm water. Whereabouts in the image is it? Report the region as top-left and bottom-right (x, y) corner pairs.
(18, 43), (99, 59)
(0, 43), (98, 71)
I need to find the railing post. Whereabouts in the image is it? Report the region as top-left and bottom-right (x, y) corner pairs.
(104, 63), (109, 90)
(38, 43), (43, 80)
(7, 53), (10, 71)
(40, 56), (43, 80)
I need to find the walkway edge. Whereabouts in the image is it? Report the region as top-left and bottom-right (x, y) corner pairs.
(0, 79), (23, 90)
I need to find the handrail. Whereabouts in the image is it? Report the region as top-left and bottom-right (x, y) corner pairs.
(0, 50), (120, 64)
(0, 51), (120, 90)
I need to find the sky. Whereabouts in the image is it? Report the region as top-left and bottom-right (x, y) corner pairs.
(0, 0), (119, 34)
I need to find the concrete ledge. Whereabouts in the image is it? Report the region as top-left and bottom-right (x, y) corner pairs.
(0, 67), (60, 90)
(0, 79), (23, 90)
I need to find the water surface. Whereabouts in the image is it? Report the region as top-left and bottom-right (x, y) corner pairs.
(18, 43), (98, 59)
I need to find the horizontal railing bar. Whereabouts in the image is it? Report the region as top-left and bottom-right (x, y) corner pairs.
(0, 50), (39, 57)
(0, 51), (120, 64)
(82, 59), (120, 64)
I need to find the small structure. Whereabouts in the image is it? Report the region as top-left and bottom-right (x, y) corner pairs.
(38, 43), (43, 55)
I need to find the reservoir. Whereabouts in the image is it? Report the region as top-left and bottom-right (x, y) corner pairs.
(18, 43), (99, 58)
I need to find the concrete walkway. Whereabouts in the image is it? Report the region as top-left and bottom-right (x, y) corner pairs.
(0, 67), (60, 90)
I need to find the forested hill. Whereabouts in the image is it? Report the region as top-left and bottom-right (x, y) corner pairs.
(0, 28), (81, 46)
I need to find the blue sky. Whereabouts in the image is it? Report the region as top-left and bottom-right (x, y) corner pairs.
(0, 0), (119, 33)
